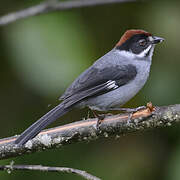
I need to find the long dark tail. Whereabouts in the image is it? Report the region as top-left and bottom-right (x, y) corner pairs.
(15, 103), (71, 146)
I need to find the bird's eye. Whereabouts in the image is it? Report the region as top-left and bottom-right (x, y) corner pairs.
(139, 39), (147, 46)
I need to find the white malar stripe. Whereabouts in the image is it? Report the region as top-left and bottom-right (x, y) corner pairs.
(117, 44), (155, 60)
(136, 45), (152, 58)
(148, 36), (153, 41)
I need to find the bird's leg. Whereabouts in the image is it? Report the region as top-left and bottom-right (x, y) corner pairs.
(88, 109), (106, 130)
(109, 106), (147, 124)
(115, 106), (147, 113)
(120, 106), (146, 125)
(87, 109), (91, 119)
(92, 110), (105, 130)
(116, 103), (155, 124)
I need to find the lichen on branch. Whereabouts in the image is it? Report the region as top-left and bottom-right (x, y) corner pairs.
(0, 103), (180, 160)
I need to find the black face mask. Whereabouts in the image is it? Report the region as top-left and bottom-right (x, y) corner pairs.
(116, 34), (152, 55)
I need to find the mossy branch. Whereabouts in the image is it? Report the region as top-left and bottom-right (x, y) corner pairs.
(0, 103), (180, 160)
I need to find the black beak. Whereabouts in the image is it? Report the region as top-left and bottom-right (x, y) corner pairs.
(151, 36), (164, 44)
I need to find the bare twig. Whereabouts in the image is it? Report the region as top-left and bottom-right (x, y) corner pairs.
(0, 164), (101, 180)
(0, 0), (136, 26)
(0, 103), (180, 160)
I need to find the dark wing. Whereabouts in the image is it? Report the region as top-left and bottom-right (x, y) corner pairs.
(60, 64), (137, 108)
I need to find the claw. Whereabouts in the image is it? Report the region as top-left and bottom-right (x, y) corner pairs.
(128, 102), (156, 124)
(134, 105), (146, 112)
(127, 113), (133, 125)
(146, 102), (155, 112)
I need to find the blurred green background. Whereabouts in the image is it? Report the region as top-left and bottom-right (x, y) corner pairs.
(1, 0), (180, 179)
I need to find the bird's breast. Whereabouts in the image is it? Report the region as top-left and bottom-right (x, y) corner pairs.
(83, 61), (151, 111)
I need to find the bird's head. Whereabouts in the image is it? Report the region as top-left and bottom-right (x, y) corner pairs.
(115, 29), (164, 60)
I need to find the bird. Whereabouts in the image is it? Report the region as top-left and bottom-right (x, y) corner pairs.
(15, 29), (164, 146)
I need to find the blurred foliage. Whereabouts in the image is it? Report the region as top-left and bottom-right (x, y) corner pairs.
(1, 0), (180, 180)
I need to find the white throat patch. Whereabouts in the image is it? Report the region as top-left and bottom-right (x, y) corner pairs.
(118, 45), (155, 60)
